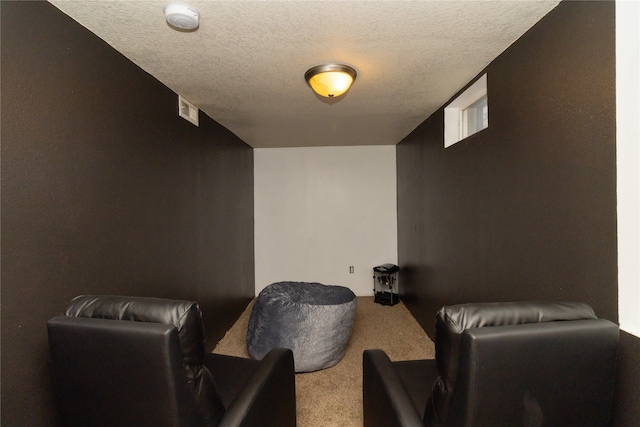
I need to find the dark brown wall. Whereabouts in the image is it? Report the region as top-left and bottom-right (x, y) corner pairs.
(1, 2), (254, 425)
(397, 1), (640, 425)
(612, 331), (640, 426)
(397, 0), (617, 335)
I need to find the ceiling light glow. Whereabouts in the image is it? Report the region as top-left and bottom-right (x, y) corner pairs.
(305, 64), (357, 98)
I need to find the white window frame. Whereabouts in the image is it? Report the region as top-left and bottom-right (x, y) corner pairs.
(444, 74), (488, 148)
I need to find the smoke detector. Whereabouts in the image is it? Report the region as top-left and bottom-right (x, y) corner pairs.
(164, 3), (199, 31)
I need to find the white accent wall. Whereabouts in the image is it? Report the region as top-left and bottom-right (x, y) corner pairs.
(254, 146), (397, 296)
(616, 0), (640, 337)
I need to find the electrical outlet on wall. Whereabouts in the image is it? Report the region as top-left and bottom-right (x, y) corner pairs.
(349, 266), (354, 274)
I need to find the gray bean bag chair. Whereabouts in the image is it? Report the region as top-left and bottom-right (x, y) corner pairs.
(246, 281), (357, 372)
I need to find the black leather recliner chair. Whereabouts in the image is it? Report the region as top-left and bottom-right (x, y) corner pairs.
(47, 295), (296, 427)
(363, 301), (618, 427)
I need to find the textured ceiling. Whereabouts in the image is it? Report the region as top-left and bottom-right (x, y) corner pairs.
(48, 1), (560, 148)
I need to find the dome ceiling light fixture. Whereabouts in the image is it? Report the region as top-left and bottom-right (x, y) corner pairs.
(304, 64), (357, 98)
(164, 2), (200, 31)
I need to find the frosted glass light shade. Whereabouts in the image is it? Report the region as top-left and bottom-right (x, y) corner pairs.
(305, 64), (357, 98)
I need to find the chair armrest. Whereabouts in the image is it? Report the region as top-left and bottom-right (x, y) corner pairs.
(363, 349), (425, 427)
(218, 348), (296, 427)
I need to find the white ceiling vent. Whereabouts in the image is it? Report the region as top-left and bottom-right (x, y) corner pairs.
(179, 95), (199, 126)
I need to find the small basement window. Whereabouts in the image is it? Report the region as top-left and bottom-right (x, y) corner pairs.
(444, 74), (488, 147)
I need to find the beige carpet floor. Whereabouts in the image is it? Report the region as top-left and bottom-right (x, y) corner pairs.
(213, 296), (435, 427)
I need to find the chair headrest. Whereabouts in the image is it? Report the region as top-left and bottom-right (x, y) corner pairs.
(65, 295), (205, 365)
(438, 300), (597, 333)
(432, 300), (598, 423)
